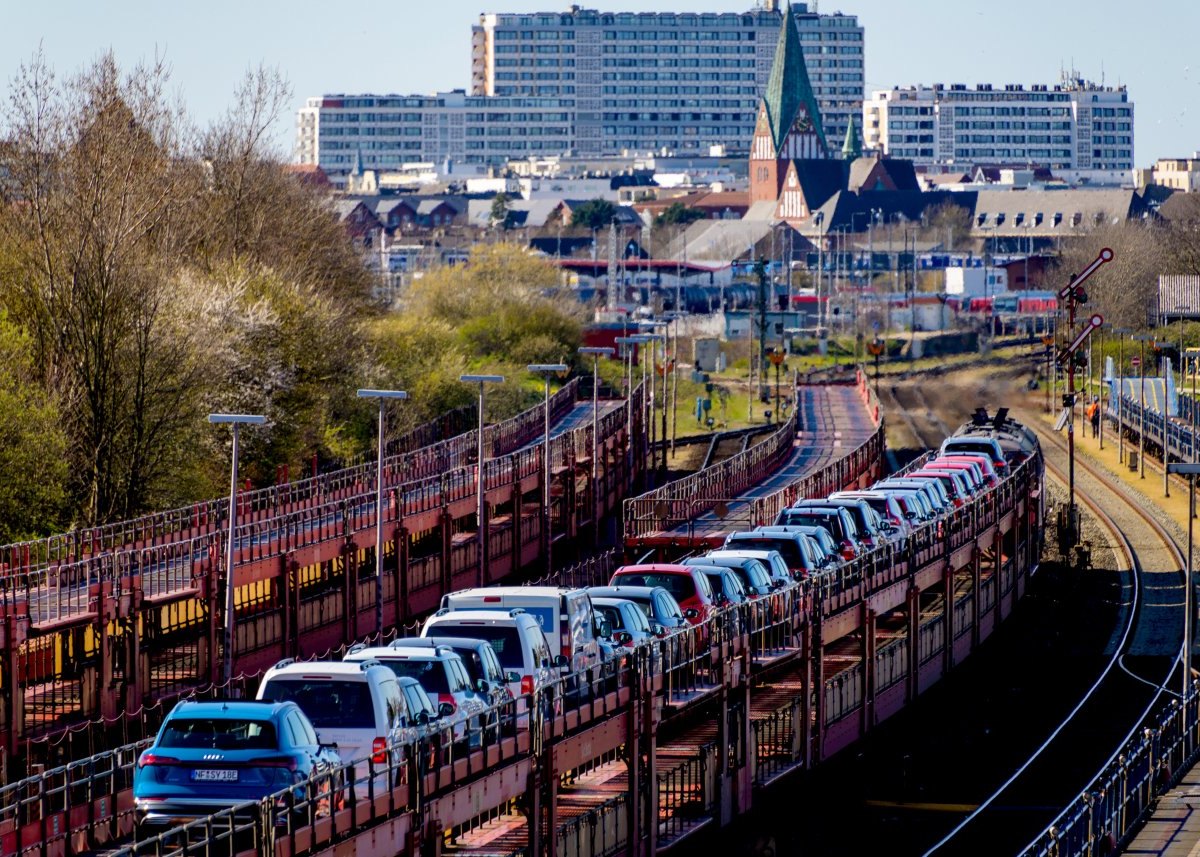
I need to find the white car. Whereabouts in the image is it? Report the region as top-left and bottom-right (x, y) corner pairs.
(345, 645), (486, 747)
(421, 609), (560, 719)
(256, 658), (438, 779)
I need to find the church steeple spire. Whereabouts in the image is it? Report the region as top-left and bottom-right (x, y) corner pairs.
(841, 115), (862, 160)
(762, 1), (828, 157)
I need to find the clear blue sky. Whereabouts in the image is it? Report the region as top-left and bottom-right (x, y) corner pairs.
(2, 0), (1196, 164)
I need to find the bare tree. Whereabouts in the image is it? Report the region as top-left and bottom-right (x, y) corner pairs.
(1053, 221), (1170, 331)
(193, 66), (375, 305)
(0, 51), (209, 523)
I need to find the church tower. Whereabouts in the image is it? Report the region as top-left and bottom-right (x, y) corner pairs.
(749, 2), (829, 205)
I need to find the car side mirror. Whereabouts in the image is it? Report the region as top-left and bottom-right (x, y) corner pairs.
(683, 608), (699, 620)
(554, 654), (570, 669)
(651, 623), (665, 636)
(506, 670), (521, 683)
(598, 619), (612, 638)
(475, 678), (489, 694)
(615, 631), (633, 645)
(319, 742), (338, 752)
(438, 702), (456, 718)
(415, 711), (430, 726)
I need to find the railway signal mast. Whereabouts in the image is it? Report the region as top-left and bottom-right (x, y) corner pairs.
(1056, 248), (1113, 552)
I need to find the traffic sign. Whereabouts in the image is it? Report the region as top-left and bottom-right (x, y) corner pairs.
(1131, 356), (1141, 367)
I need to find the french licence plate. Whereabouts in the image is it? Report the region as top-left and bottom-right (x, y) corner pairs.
(192, 769), (238, 782)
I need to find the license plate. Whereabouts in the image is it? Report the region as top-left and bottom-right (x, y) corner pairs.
(192, 769), (238, 782)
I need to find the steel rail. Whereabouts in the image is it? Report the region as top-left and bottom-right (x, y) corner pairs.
(924, 418), (1181, 855)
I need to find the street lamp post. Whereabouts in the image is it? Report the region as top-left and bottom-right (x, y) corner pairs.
(208, 413), (266, 689)
(1158, 342), (1172, 498)
(356, 389), (408, 638)
(668, 312), (684, 455)
(1115, 328), (1131, 463)
(1132, 335), (1154, 480)
(1167, 462), (1199, 705)
(528, 364), (569, 576)
(640, 321), (669, 474)
(460, 374), (505, 586)
(579, 347), (615, 543)
(615, 336), (640, 482)
(627, 334), (653, 475)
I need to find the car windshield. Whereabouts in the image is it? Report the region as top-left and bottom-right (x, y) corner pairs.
(727, 538), (804, 568)
(159, 718), (278, 751)
(430, 625), (523, 670)
(378, 659), (451, 695)
(946, 441), (997, 460)
(258, 679), (375, 729)
(616, 572), (694, 601)
(783, 513), (844, 540)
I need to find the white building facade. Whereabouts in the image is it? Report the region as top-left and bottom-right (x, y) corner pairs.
(296, 4), (864, 182)
(863, 77), (1134, 179)
(295, 91), (576, 185)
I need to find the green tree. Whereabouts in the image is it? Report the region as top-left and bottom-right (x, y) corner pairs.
(654, 202), (706, 228)
(570, 198), (618, 230)
(377, 244), (581, 421)
(0, 311), (68, 540)
(490, 192), (515, 230)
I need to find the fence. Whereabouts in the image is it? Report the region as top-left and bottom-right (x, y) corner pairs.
(0, 380), (579, 574)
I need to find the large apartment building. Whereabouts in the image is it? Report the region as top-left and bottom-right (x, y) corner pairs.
(863, 76), (1134, 178)
(296, 91), (576, 181)
(296, 3), (863, 184)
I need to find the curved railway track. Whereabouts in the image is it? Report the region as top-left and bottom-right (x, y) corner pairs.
(926, 414), (1185, 856)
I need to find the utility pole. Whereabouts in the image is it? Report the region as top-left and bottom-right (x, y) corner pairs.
(755, 257), (769, 405)
(1056, 248), (1114, 553)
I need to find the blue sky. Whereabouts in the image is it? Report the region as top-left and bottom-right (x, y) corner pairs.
(2, 0), (1196, 164)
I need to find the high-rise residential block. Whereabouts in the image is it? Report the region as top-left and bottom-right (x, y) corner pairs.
(296, 4), (864, 184)
(863, 76), (1134, 176)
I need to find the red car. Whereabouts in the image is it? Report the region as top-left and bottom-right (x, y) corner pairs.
(609, 564), (718, 626)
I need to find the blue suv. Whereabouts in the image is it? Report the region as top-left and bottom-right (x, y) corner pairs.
(133, 699), (342, 835)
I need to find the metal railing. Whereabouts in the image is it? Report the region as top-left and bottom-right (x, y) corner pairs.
(623, 407), (799, 538)
(1020, 688), (1200, 857)
(0, 380), (578, 575)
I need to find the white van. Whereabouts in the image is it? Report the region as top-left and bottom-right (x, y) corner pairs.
(440, 587), (603, 679)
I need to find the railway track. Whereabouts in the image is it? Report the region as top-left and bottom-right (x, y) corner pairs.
(926, 414), (1185, 856)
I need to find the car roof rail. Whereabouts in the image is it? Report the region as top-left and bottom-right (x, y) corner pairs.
(347, 643), (366, 655)
(509, 608), (526, 617)
(357, 658), (382, 671)
(272, 658), (296, 670)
